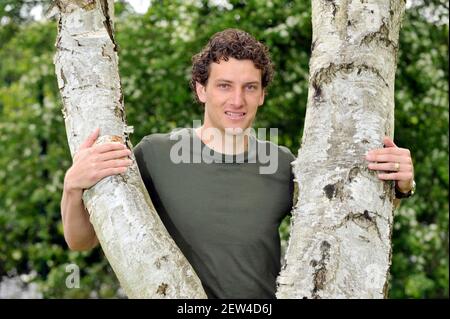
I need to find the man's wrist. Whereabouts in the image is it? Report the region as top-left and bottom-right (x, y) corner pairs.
(395, 180), (416, 198)
(395, 180), (411, 193)
(63, 179), (83, 197)
(64, 187), (83, 200)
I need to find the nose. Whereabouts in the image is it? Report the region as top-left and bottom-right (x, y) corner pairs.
(230, 88), (245, 108)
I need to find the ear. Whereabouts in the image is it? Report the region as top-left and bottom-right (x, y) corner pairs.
(258, 88), (265, 107)
(196, 82), (207, 103)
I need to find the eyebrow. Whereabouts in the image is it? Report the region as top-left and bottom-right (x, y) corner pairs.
(215, 79), (260, 85)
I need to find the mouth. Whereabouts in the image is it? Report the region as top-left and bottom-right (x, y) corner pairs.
(224, 111), (246, 120)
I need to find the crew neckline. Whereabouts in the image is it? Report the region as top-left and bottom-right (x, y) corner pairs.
(188, 127), (257, 163)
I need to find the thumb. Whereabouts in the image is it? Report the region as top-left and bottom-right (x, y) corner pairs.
(79, 127), (100, 150)
(383, 136), (397, 148)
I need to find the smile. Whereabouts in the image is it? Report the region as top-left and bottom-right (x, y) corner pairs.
(224, 111), (246, 120)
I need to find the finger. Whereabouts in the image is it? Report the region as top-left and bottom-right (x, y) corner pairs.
(96, 159), (133, 170)
(368, 147), (411, 157)
(383, 136), (397, 148)
(377, 171), (414, 181)
(368, 162), (413, 172)
(96, 166), (128, 180)
(97, 149), (132, 161)
(79, 128), (100, 150)
(93, 142), (127, 154)
(366, 154), (409, 163)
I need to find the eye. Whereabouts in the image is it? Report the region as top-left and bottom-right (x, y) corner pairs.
(218, 83), (230, 89)
(246, 85), (258, 91)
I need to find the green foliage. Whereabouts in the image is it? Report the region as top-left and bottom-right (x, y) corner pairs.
(0, 0), (447, 298)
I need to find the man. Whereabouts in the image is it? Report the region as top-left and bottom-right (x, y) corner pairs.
(60, 29), (415, 298)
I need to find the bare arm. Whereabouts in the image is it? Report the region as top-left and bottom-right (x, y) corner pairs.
(61, 181), (99, 251)
(61, 128), (132, 251)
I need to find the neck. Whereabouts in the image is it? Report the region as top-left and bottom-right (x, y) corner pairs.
(194, 126), (249, 155)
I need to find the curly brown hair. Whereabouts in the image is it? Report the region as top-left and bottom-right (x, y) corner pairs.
(190, 28), (274, 103)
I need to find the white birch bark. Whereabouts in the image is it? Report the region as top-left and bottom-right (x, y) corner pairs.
(277, 0), (405, 299)
(51, 0), (206, 298)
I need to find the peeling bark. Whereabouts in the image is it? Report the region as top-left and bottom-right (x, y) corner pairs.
(52, 0), (206, 298)
(276, 0), (405, 299)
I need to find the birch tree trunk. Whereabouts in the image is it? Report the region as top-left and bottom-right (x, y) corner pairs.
(277, 0), (405, 299)
(51, 0), (206, 298)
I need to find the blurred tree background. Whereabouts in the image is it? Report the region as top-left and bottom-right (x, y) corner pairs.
(0, 0), (448, 298)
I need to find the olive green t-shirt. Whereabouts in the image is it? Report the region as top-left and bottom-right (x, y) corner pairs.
(133, 128), (295, 298)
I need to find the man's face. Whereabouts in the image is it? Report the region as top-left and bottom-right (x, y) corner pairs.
(196, 58), (265, 134)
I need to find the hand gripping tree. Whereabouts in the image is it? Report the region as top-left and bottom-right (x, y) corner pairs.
(51, 0), (206, 298)
(276, 0), (406, 298)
